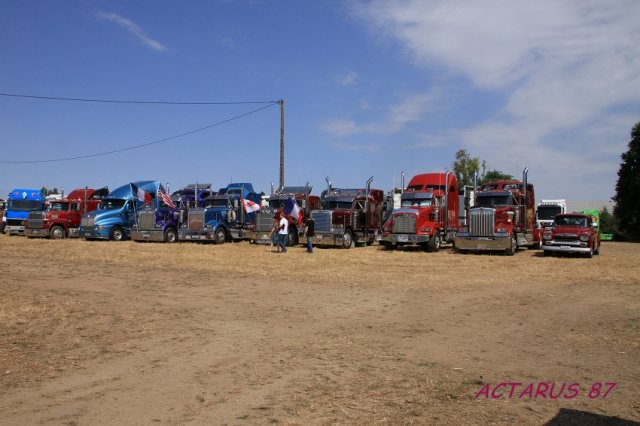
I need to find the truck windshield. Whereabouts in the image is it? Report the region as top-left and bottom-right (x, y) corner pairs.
(537, 205), (562, 220)
(48, 202), (69, 211)
(555, 216), (588, 227)
(476, 195), (510, 208)
(8, 200), (42, 211)
(401, 198), (432, 207)
(324, 200), (353, 210)
(100, 199), (126, 210)
(205, 199), (230, 208)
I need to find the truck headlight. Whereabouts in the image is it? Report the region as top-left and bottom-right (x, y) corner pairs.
(543, 232), (552, 240)
(420, 226), (432, 233)
(579, 234), (590, 242)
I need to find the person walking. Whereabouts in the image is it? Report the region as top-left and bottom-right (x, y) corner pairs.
(304, 216), (315, 253)
(269, 216), (280, 252)
(276, 214), (288, 253)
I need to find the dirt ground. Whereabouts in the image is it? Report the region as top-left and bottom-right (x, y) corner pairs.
(0, 235), (638, 425)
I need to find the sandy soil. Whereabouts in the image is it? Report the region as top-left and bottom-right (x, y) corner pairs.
(0, 235), (639, 425)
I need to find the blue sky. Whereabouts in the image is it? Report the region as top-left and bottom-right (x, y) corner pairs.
(1, 0), (639, 202)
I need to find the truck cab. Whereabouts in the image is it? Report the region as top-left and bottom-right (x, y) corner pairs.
(248, 185), (320, 245)
(381, 172), (459, 252)
(26, 187), (108, 239)
(132, 184), (213, 243)
(81, 181), (159, 241)
(310, 177), (384, 249)
(542, 213), (601, 258)
(454, 168), (536, 255)
(5, 189), (45, 235)
(179, 183), (261, 243)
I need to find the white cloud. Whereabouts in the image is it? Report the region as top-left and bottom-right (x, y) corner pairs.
(351, 0), (640, 199)
(337, 70), (359, 86)
(97, 11), (167, 52)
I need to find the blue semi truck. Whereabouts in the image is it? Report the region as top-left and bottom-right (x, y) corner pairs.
(80, 181), (159, 241)
(179, 182), (261, 243)
(131, 183), (214, 243)
(4, 188), (45, 235)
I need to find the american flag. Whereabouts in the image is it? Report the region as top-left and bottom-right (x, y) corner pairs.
(158, 184), (175, 208)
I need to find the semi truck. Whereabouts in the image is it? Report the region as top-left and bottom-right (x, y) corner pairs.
(309, 177), (384, 249)
(247, 184), (320, 245)
(179, 183), (261, 243)
(454, 168), (537, 255)
(4, 189), (45, 235)
(380, 171), (459, 252)
(536, 199), (567, 229)
(131, 184), (213, 243)
(25, 187), (108, 238)
(80, 181), (159, 241)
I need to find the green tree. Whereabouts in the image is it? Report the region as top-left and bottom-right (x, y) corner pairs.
(480, 169), (514, 184)
(599, 207), (616, 235)
(452, 149), (486, 187)
(613, 121), (640, 241)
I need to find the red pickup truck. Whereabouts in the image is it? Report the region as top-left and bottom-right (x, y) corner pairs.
(542, 213), (601, 258)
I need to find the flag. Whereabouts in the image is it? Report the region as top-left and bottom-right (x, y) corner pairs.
(241, 197), (261, 213)
(131, 183), (152, 204)
(158, 184), (175, 208)
(284, 197), (301, 220)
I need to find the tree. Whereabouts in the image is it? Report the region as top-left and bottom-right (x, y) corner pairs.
(613, 121), (640, 241)
(480, 169), (514, 184)
(452, 149), (486, 187)
(599, 207), (616, 235)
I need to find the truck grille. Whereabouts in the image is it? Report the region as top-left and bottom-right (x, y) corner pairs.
(469, 208), (495, 237)
(27, 211), (44, 229)
(137, 210), (156, 231)
(554, 234), (578, 242)
(188, 209), (205, 232)
(255, 210), (274, 232)
(81, 216), (94, 227)
(7, 218), (24, 227)
(393, 214), (416, 234)
(311, 210), (332, 232)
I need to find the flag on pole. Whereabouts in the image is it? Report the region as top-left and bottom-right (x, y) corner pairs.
(158, 184), (175, 208)
(241, 197), (261, 213)
(131, 183), (152, 204)
(284, 197), (301, 220)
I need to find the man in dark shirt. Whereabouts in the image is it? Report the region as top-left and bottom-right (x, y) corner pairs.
(304, 217), (315, 253)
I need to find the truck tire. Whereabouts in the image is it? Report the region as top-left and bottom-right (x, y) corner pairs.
(506, 234), (517, 256)
(164, 227), (178, 243)
(50, 225), (65, 239)
(594, 244), (600, 255)
(543, 249), (552, 257)
(341, 230), (354, 249)
(214, 227), (226, 244)
(287, 227), (298, 246)
(426, 231), (441, 253)
(110, 226), (125, 241)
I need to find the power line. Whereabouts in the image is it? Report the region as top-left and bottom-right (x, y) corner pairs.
(0, 103), (278, 164)
(0, 92), (278, 105)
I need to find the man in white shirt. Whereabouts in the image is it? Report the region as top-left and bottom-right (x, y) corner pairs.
(277, 214), (288, 253)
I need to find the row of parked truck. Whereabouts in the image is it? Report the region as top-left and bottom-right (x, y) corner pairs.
(1, 169), (603, 257)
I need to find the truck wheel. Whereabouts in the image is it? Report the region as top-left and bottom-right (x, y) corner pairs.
(111, 226), (125, 241)
(214, 227), (226, 244)
(594, 244), (600, 255)
(164, 227), (178, 243)
(287, 228), (298, 246)
(50, 225), (65, 239)
(426, 231), (441, 253)
(506, 234), (517, 256)
(341, 230), (354, 249)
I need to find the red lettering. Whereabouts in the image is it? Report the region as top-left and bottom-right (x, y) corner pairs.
(549, 382), (566, 400)
(475, 383), (490, 399)
(602, 382), (617, 398)
(507, 382), (522, 398)
(564, 383), (580, 399)
(519, 383), (534, 399)
(535, 382), (549, 399)
(491, 383), (506, 399)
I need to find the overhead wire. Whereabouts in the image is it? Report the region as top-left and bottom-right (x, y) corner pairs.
(0, 92), (278, 105)
(0, 102), (279, 164)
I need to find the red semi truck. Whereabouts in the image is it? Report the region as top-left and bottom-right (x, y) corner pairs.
(454, 168), (536, 255)
(309, 177), (384, 248)
(26, 187), (108, 239)
(380, 172), (459, 252)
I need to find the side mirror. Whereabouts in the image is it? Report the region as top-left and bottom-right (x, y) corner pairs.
(592, 222), (598, 228)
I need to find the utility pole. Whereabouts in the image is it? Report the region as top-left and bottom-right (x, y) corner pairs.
(279, 98), (285, 190)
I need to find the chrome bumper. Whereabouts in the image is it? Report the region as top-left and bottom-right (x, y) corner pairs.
(131, 230), (165, 242)
(5, 225), (25, 235)
(454, 235), (511, 251)
(542, 243), (591, 254)
(381, 233), (430, 244)
(25, 228), (49, 237)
